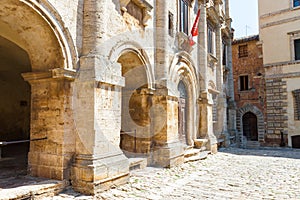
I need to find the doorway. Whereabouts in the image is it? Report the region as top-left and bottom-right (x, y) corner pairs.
(178, 81), (188, 144)
(0, 36), (31, 178)
(242, 112), (258, 141)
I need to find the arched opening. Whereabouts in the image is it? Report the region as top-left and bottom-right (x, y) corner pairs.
(178, 80), (188, 145)
(0, 1), (76, 181)
(118, 51), (151, 155)
(0, 36), (31, 177)
(242, 112), (258, 141)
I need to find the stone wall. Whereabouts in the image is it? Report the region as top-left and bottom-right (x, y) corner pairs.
(265, 78), (288, 146)
(0, 0), (235, 195)
(232, 36), (266, 147)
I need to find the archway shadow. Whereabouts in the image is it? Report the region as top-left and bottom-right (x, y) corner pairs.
(219, 147), (300, 160)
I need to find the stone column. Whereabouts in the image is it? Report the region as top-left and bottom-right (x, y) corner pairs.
(197, 0), (217, 152)
(151, 94), (184, 167)
(198, 0), (208, 92)
(22, 69), (76, 181)
(71, 0), (129, 195)
(155, 0), (168, 85)
(151, 0), (185, 167)
(215, 22), (230, 147)
(225, 14), (237, 145)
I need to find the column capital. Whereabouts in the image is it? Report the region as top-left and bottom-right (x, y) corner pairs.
(22, 68), (76, 83)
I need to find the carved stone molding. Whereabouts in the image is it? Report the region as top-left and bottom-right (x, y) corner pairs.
(120, 0), (153, 26)
(175, 32), (194, 53)
(22, 68), (76, 83)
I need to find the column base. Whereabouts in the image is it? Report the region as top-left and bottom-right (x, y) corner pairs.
(72, 151), (129, 195)
(28, 151), (73, 180)
(206, 135), (218, 154)
(151, 141), (184, 168)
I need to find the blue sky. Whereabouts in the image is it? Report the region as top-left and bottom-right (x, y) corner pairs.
(230, 0), (259, 39)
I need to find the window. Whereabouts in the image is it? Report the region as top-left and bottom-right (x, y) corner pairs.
(239, 75), (249, 91)
(294, 0), (300, 7)
(292, 89), (300, 120)
(222, 42), (227, 65)
(238, 45), (248, 58)
(295, 39), (300, 60)
(179, 0), (189, 34)
(168, 12), (174, 36)
(207, 24), (215, 54)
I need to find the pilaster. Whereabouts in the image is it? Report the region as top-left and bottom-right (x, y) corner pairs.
(71, 0), (130, 194)
(151, 91), (184, 167)
(22, 69), (76, 181)
(72, 61), (129, 194)
(199, 91), (218, 153)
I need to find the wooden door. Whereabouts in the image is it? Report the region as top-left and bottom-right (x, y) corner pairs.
(178, 98), (187, 144)
(242, 112), (258, 141)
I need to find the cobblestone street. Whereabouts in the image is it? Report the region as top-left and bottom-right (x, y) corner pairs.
(46, 147), (300, 200)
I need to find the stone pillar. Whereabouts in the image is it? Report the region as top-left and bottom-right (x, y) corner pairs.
(198, 0), (208, 91)
(22, 69), (76, 181)
(155, 0), (168, 85)
(215, 22), (230, 147)
(151, 93), (184, 167)
(199, 92), (217, 153)
(151, 1), (184, 166)
(225, 15), (237, 145)
(197, 0), (217, 152)
(72, 76), (129, 194)
(71, 0), (129, 195)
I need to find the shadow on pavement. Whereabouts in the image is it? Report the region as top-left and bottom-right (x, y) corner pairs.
(219, 147), (300, 160)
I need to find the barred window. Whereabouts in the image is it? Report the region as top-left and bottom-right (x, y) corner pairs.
(207, 23), (215, 55)
(239, 75), (249, 91)
(179, 0), (190, 35)
(238, 44), (248, 58)
(168, 12), (174, 36)
(294, 39), (300, 60)
(293, 89), (300, 120)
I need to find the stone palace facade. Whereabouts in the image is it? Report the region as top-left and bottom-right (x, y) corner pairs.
(0, 0), (235, 195)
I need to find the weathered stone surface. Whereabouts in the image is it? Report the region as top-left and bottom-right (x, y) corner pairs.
(0, 0), (235, 196)
(50, 148), (300, 199)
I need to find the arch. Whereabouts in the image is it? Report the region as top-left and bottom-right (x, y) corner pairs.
(118, 49), (153, 155)
(169, 52), (200, 146)
(109, 41), (154, 89)
(169, 51), (200, 97)
(237, 104), (265, 146)
(0, 0), (77, 71)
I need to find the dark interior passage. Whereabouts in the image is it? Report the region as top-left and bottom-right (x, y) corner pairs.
(242, 112), (258, 141)
(0, 36), (31, 174)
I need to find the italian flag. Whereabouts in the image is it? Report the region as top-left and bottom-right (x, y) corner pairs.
(189, 8), (201, 46)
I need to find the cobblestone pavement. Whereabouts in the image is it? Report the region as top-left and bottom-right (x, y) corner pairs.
(49, 147), (300, 200)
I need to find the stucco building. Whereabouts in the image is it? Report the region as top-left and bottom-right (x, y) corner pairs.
(0, 0), (235, 195)
(258, 0), (300, 148)
(232, 35), (266, 148)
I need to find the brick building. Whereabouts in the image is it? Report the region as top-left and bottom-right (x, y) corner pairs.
(259, 0), (300, 148)
(0, 0), (235, 195)
(232, 35), (266, 148)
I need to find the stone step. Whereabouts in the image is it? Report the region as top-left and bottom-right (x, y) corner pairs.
(128, 157), (147, 171)
(0, 177), (66, 200)
(184, 148), (201, 158)
(246, 141), (260, 149)
(184, 151), (210, 163)
(194, 139), (208, 149)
